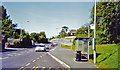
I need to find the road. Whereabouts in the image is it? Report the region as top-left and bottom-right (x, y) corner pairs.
(1, 45), (66, 70)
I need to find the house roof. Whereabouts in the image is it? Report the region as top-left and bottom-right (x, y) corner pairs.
(70, 30), (76, 33)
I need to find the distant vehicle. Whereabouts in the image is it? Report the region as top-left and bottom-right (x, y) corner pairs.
(35, 44), (46, 52)
(45, 44), (50, 49)
(51, 43), (55, 46)
(53, 42), (57, 46)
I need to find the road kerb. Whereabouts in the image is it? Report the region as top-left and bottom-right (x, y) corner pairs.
(47, 52), (70, 70)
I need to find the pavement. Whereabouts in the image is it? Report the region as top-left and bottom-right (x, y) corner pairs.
(49, 43), (100, 70)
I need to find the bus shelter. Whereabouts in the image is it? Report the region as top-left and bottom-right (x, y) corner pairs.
(75, 37), (89, 61)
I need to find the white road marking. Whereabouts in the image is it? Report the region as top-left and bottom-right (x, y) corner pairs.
(50, 47), (56, 51)
(47, 52), (70, 70)
(37, 58), (39, 60)
(0, 57), (9, 60)
(49, 67), (51, 70)
(32, 60), (36, 62)
(7, 54), (13, 56)
(42, 67), (45, 70)
(25, 63), (31, 66)
(17, 54), (21, 55)
(17, 67), (24, 70)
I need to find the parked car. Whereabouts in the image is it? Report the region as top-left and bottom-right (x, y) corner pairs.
(35, 44), (46, 52)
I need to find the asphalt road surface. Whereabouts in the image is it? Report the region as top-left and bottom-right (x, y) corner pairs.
(1, 46), (66, 70)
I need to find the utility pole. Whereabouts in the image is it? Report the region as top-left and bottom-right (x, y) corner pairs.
(93, 0), (96, 64)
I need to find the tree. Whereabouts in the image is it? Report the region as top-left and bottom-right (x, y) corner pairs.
(75, 27), (88, 37)
(30, 32), (48, 43)
(62, 26), (68, 28)
(59, 26), (70, 38)
(1, 6), (17, 40)
(20, 32), (32, 47)
(90, 2), (120, 44)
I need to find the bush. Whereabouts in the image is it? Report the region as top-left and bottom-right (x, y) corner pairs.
(72, 39), (75, 45)
(13, 39), (20, 45)
(12, 39), (21, 47)
(20, 35), (32, 47)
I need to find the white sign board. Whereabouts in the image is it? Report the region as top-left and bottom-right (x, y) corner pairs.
(90, 24), (95, 29)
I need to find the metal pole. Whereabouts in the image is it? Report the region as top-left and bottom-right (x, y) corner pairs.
(88, 26), (90, 60)
(88, 26), (90, 37)
(20, 28), (22, 42)
(94, 0), (96, 64)
(88, 39), (89, 60)
(20, 29), (22, 35)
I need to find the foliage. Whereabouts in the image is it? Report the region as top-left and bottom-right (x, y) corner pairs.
(13, 39), (19, 44)
(49, 36), (55, 40)
(12, 39), (21, 47)
(72, 39), (75, 45)
(59, 30), (70, 38)
(2, 18), (15, 38)
(75, 27), (88, 37)
(1, 6), (17, 40)
(62, 26), (68, 28)
(21, 34), (32, 47)
(30, 32), (48, 43)
(90, 2), (120, 44)
(12, 31), (20, 39)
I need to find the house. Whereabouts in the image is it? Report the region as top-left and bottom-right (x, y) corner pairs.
(70, 29), (76, 36)
(62, 26), (69, 34)
(61, 26), (76, 36)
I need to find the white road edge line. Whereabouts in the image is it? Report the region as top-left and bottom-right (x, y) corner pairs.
(47, 52), (71, 70)
(49, 47), (56, 52)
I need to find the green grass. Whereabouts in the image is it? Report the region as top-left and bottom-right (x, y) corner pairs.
(76, 34), (88, 37)
(89, 44), (119, 69)
(61, 44), (72, 49)
(61, 44), (119, 68)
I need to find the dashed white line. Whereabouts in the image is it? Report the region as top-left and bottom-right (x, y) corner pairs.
(0, 57), (9, 60)
(7, 54), (13, 56)
(17, 54), (21, 55)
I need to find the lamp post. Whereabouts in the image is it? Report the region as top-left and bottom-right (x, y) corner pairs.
(93, 0), (97, 64)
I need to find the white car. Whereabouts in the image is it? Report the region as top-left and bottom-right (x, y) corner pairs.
(35, 44), (46, 52)
(45, 44), (50, 49)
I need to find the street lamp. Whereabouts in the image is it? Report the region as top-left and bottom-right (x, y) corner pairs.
(93, 0), (97, 64)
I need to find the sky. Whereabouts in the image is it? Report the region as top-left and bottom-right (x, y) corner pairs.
(2, 2), (94, 38)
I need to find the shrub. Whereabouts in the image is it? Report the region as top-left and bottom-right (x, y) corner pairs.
(72, 39), (75, 45)
(20, 35), (32, 47)
(12, 39), (21, 47)
(13, 39), (20, 45)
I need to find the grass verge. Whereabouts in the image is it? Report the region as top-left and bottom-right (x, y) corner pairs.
(89, 44), (119, 69)
(61, 44), (72, 49)
(61, 44), (119, 69)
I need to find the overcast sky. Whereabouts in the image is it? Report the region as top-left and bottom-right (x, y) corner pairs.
(2, 2), (94, 38)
